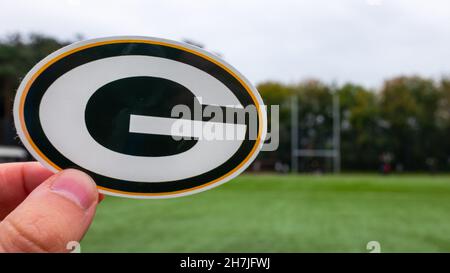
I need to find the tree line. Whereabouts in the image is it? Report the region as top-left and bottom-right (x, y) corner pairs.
(257, 77), (450, 172)
(0, 34), (449, 171)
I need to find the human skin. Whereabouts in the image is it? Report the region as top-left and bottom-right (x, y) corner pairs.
(0, 162), (103, 252)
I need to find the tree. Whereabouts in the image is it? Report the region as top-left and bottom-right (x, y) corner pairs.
(0, 34), (70, 144)
(257, 82), (293, 166)
(338, 83), (380, 170)
(379, 76), (441, 170)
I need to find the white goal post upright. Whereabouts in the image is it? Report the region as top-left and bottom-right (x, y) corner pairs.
(290, 91), (341, 173)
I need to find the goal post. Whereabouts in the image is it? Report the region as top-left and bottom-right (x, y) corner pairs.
(290, 93), (341, 173)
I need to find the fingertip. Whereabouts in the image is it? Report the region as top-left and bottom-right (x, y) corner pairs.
(50, 169), (98, 210)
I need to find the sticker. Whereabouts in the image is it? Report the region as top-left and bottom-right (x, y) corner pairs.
(14, 36), (267, 199)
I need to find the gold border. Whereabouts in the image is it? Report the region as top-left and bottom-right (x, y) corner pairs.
(18, 38), (263, 197)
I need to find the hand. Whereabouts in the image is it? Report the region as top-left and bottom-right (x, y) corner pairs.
(0, 162), (102, 252)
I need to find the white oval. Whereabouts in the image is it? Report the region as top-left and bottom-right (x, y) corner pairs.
(39, 55), (244, 182)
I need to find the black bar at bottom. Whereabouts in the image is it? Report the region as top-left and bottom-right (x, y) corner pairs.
(0, 253), (444, 272)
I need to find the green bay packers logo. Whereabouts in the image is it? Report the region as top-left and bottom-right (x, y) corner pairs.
(13, 36), (267, 198)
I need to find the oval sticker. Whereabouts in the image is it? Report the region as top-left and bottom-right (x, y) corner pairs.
(14, 36), (267, 198)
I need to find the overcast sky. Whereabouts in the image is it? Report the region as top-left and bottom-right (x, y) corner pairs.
(1, 0), (450, 88)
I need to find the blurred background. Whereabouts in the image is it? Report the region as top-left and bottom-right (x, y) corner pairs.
(1, 0), (450, 252)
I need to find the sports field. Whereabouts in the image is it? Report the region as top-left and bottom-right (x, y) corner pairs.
(82, 174), (450, 252)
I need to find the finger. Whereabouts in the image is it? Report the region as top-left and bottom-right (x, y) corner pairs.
(0, 162), (54, 219)
(0, 169), (98, 252)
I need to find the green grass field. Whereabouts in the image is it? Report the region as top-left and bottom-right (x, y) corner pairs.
(82, 174), (450, 252)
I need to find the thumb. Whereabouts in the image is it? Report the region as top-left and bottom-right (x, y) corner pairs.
(0, 169), (98, 252)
